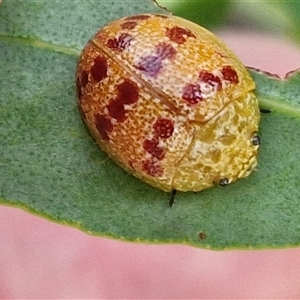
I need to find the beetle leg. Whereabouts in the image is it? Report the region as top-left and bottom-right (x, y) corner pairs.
(260, 108), (272, 113)
(169, 189), (177, 207)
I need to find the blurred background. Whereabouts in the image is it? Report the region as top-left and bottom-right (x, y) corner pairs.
(2, 1), (300, 299)
(157, 0), (300, 43)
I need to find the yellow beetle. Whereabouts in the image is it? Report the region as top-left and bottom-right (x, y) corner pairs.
(76, 14), (260, 204)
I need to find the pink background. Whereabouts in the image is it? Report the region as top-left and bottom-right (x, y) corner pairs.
(2, 31), (300, 299)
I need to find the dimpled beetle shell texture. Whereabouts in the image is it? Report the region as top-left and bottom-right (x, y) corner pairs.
(76, 14), (260, 193)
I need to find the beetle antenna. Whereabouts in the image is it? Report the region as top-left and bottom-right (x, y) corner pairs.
(169, 189), (177, 207)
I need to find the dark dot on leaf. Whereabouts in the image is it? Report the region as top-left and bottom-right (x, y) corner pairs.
(198, 232), (207, 240)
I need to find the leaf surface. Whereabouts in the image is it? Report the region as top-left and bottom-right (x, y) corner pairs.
(1, 0), (300, 250)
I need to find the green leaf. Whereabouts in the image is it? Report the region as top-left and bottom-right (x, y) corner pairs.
(157, 0), (231, 28)
(1, 0), (300, 250)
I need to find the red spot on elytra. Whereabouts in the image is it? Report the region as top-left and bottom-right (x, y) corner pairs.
(143, 139), (165, 160)
(136, 43), (176, 77)
(107, 79), (139, 122)
(95, 114), (113, 140)
(182, 84), (203, 105)
(222, 66), (239, 84)
(77, 70), (89, 100)
(107, 33), (133, 51)
(155, 42), (176, 60)
(90, 56), (108, 82)
(121, 21), (138, 30)
(117, 79), (139, 104)
(107, 100), (127, 122)
(166, 26), (196, 44)
(142, 159), (163, 177)
(136, 55), (162, 77)
(199, 71), (222, 91)
(125, 15), (150, 21)
(81, 70), (89, 88)
(153, 118), (174, 139)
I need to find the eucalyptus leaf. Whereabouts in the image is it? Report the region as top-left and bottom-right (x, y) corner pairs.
(1, 0), (300, 250)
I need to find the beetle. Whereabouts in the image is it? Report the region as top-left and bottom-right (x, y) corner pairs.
(76, 14), (261, 205)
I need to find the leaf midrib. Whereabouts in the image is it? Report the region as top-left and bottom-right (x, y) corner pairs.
(257, 96), (300, 118)
(0, 34), (80, 56)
